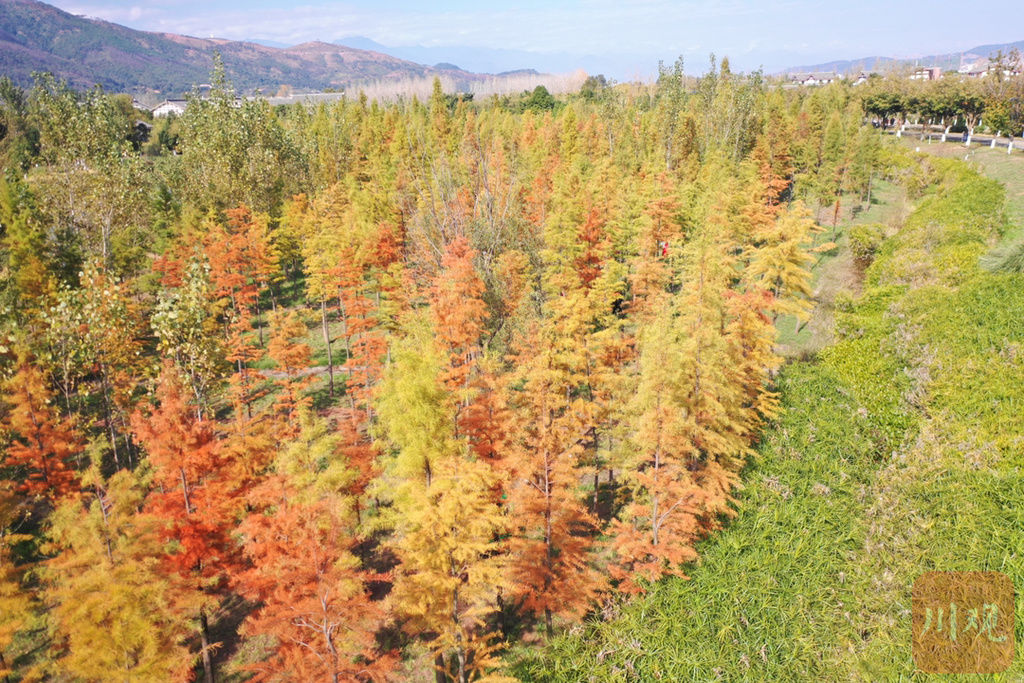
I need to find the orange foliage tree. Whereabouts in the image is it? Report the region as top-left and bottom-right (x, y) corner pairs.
(237, 410), (394, 682)
(205, 206), (275, 419)
(131, 363), (233, 683)
(1, 359), (80, 501)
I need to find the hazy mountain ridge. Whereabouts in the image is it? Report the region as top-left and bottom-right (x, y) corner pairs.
(783, 39), (1024, 74)
(0, 0), (497, 94)
(4, 0), (1022, 96)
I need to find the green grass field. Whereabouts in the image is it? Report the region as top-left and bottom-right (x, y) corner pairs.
(513, 151), (1024, 681)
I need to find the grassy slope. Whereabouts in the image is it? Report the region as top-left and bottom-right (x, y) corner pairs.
(514, 154), (1024, 681)
(776, 179), (908, 357)
(901, 139), (1024, 242)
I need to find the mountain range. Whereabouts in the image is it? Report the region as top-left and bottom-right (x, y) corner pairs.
(783, 40), (1024, 75)
(2, 0), (1023, 97)
(0, 0), (497, 96)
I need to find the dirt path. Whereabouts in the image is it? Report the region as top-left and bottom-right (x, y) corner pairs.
(261, 364), (333, 380)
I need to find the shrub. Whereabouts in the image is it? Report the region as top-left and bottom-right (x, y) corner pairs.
(848, 223), (885, 264)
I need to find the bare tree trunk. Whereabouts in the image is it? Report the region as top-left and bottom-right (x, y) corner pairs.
(337, 290), (353, 373)
(433, 652), (447, 683)
(255, 297), (264, 348)
(321, 300), (335, 397)
(199, 609), (214, 683)
(98, 368), (120, 469)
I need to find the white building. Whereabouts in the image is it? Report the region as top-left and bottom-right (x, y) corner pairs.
(788, 72), (843, 87)
(151, 99), (188, 117)
(909, 67), (942, 81)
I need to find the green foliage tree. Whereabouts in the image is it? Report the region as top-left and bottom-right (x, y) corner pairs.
(524, 85), (556, 112)
(176, 54), (304, 213)
(28, 75), (152, 273)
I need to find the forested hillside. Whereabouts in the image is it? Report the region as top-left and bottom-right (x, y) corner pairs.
(0, 58), (1018, 682)
(0, 0), (487, 94)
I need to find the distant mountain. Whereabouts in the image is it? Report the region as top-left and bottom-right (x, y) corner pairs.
(782, 56), (897, 75)
(783, 39), (1024, 75)
(335, 35), (585, 77)
(0, 0), (500, 95)
(497, 69), (541, 77)
(246, 38), (291, 49)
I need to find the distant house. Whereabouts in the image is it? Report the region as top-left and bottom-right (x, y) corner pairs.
(152, 99), (188, 117)
(788, 71), (842, 87)
(989, 58), (1023, 78)
(909, 67), (942, 81)
(957, 58), (1020, 78)
(959, 58), (989, 78)
(851, 71), (873, 86)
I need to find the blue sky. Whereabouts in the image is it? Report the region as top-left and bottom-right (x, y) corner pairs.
(50, 0), (1024, 78)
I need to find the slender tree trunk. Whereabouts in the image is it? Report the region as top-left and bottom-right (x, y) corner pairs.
(98, 369), (120, 469)
(651, 443), (662, 546)
(453, 588), (467, 683)
(179, 471), (195, 518)
(433, 652), (447, 683)
(255, 297), (264, 348)
(61, 377), (72, 417)
(96, 483), (115, 563)
(121, 421), (135, 469)
(496, 591), (510, 640)
(321, 300), (335, 397)
(457, 648), (467, 683)
(199, 609), (214, 683)
(337, 290), (353, 372)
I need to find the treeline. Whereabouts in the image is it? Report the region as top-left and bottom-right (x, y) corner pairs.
(859, 54), (1024, 138)
(0, 60), (888, 681)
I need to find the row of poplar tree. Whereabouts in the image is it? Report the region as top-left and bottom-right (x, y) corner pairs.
(0, 58), (889, 681)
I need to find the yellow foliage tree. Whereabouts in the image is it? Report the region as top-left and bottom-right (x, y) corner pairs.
(44, 463), (193, 681)
(0, 481), (32, 678)
(376, 317), (508, 683)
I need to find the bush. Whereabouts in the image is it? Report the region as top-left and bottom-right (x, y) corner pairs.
(848, 223), (885, 264)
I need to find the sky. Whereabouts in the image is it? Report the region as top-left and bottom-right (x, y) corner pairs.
(49, 0), (1024, 78)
